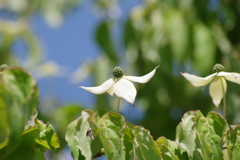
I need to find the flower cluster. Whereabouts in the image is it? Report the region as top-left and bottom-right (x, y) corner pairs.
(80, 64), (240, 111)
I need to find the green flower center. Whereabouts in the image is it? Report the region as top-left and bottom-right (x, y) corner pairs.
(112, 66), (123, 77)
(213, 64), (225, 73)
(0, 64), (8, 71)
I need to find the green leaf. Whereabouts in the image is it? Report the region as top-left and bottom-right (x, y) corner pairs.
(133, 126), (161, 160)
(30, 148), (46, 160)
(192, 21), (216, 74)
(166, 10), (189, 62)
(0, 129), (40, 160)
(206, 112), (227, 160)
(53, 104), (83, 137)
(195, 116), (213, 160)
(65, 118), (81, 160)
(119, 127), (134, 160)
(90, 131), (103, 159)
(156, 137), (179, 160)
(74, 111), (94, 160)
(66, 109), (235, 160)
(50, 104), (83, 150)
(21, 30), (42, 67)
(36, 119), (60, 152)
(0, 66), (59, 159)
(196, 134), (213, 160)
(125, 122), (136, 129)
(206, 111), (228, 140)
(175, 111), (202, 160)
(224, 125), (240, 160)
(98, 112), (125, 160)
(2, 67), (38, 107)
(0, 83), (8, 144)
(232, 126), (240, 160)
(1, 67), (38, 143)
(88, 112), (103, 157)
(176, 110), (229, 160)
(194, 111), (227, 160)
(2, 101), (26, 155)
(123, 18), (137, 47)
(95, 21), (119, 64)
(129, 138), (143, 160)
(66, 110), (100, 160)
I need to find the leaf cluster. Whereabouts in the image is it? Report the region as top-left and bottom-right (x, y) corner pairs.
(66, 109), (240, 160)
(0, 67), (60, 160)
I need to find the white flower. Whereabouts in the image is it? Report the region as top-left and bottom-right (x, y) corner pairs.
(181, 64), (240, 108)
(79, 66), (159, 105)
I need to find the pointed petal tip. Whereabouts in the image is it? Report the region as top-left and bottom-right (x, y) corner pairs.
(213, 102), (220, 109)
(219, 72), (240, 84)
(80, 78), (114, 94)
(210, 77), (226, 109)
(130, 100), (135, 106)
(78, 86), (87, 89)
(213, 100), (220, 109)
(123, 66), (159, 83)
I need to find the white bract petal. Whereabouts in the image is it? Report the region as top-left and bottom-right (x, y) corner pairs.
(123, 66), (159, 83)
(181, 72), (217, 87)
(80, 66), (158, 106)
(107, 84), (114, 96)
(209, 77), (227, 108)
(113, 78), (136, 105)
(80, 78), (114, 94)
(218, 72), (240, 84)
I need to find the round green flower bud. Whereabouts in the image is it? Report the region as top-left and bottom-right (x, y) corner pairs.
(0, 64), (8, 71)
(213, 64), (225, 73)
(112, 66), (123, 77)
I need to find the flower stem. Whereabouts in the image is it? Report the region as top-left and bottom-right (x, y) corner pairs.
(223, 94), (226, 119)
(220, 77), (226, 119)
(117, 97), (121, 113)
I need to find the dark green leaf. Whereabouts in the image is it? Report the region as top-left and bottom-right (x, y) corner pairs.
(192, 21), (216, 74)
(119, 127), (134, 160)
(224, 125), (240, 160)
(0, 129), (40, 160)
(95, 21), (118, 64)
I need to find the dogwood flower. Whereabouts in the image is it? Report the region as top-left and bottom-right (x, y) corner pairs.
(79, 66), (159, 105)
(181, 64), (240, 108)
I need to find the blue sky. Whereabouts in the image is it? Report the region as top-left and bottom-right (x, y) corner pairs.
(32, 1), (100, 107)
(32, 0), (142, 108)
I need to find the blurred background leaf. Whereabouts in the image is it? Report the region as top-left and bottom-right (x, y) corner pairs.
(0, 67), (61, 159)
